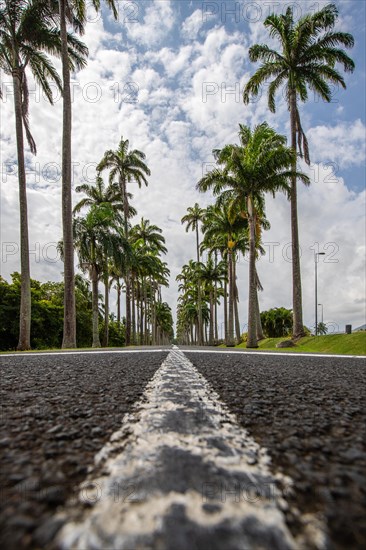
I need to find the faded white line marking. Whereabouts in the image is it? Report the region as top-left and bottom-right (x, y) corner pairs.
(0, 349), (168, 358)
(55, 348), (327, 550)
(182, 349), (365, 359)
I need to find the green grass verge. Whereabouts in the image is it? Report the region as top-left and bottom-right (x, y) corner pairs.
(0, 346), (124, 355)
(235, 332), (366, 355)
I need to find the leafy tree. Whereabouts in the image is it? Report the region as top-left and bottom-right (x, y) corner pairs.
(0, 273), (93, 350)
(243, 3), (355, 338)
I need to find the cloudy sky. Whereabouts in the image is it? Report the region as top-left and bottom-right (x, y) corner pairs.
(1, 0), (365, 334)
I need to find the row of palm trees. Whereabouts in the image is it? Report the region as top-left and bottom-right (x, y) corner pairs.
(69, 139), (173, 347)
(1, 0), (118, 350)
(243, 3), (354, 339)
(177, 3), (355, 348)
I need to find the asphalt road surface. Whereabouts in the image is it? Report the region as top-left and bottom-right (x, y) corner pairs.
(0, 347), (365, 549)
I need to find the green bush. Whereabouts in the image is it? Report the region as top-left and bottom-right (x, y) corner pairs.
(0, 273), (93, 350)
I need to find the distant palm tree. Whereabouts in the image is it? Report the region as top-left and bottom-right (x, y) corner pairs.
(243, 3), (354, 338)
(181, 203), (205, 345)
(130, 218), (167, 255)
(74, 176), (135, 216)
(198, 123), (309, 348)
(0, 0), (84, 349)
(201, 202), (246, 346)
(97, 137), (151, 345)
(199, 257), (227, 345)
(130, 218), (168, 344)
(73, 203), (129, 347)
(74, 176), (131, 346)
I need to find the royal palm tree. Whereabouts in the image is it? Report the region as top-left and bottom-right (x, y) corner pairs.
(130, 218), (168, 255)
(243, 3), (354, 338)
(97, 136), (151, 345)
(73, 203), (129, 347)
(73, 176), (136, 216)
(155, 302), (173, 345)
(198, 123), (310, 348)
(181, 203), (205, 345)
(199, 257), (226, 345)
(130, 219), (167, 344)
(74, 175), (132, 346)
(0, 0), (86, 350)
(56, 0), (117, 348)
(201, 203), (246, 346)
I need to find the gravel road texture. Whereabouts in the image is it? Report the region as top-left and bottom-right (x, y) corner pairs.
(188, 351), (366, 550)
(0, 351), (168, 549)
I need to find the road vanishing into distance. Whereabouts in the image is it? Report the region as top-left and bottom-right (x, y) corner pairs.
(0, 346), (365, 550)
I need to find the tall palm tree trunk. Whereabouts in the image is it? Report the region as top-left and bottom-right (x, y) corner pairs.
(255, 289), (264, 341)
(120, 175), (131, 345)
(227, 250), (234, 346)
(131, 274), (136, 345)
(224, 278), (228, 342)
(290, 90), (304, 339)
(254, 268), (264, 340)
(209, 289), (214, 345)
(233, 256), (241, 343)
(91, 266), (101, 348)
(13, 68), (31, 350)
(116, 279), (121, 325)
(140, 282), (144, 344)
(103, 269), (109, 347)
(144, 285), (148, 344)
(214, 286), (218, 342)
(214, 251), (218, 342)
(247, 198), (258, 348)
(196, 226), (203, 346)
(59, 0), (76, 348)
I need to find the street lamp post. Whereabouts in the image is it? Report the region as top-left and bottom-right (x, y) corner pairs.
(318, 303), (323, 324)
(315, 252), (325, 336)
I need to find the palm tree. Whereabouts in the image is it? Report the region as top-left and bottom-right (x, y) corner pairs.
(57, 0), (117, 349)
(243, 3), (354, 338)
(155, 301), (173, 345)
(73, 203), (129, 347)
(198, 123), (310, 348)
(181, 203), (206, 263)
(0, 0), (86, 350)
(181, 203), (205, 345)
(74, 175), (132, 346)
(109, 266), (125, 325)
(73, 176), (136, 215)
(199, 257), (226, 345)
(130, 218), (168, 255)
(201, 203), (246, 346)
(176, 259), (208, 345)
(97, 136), (151, 345)
(130, 218), (168, 344)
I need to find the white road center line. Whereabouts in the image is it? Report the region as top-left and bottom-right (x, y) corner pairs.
(55, 348), (327, 550)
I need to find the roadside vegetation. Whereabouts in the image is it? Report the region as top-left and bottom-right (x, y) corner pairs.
(235, 333), (366, 356)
